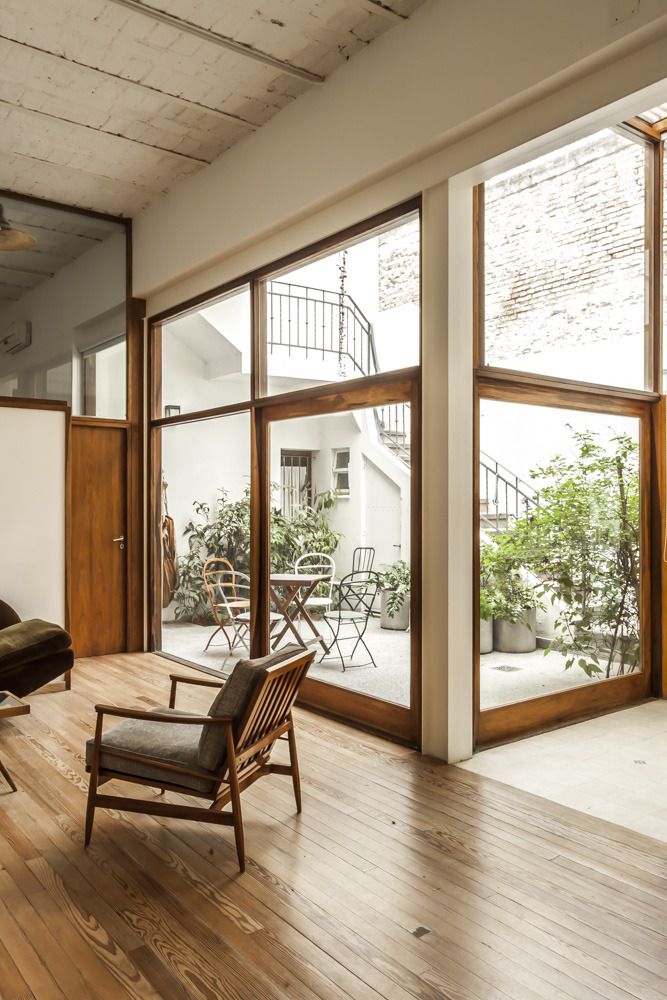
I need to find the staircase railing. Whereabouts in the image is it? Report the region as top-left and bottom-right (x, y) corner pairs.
(480, 450), (538, 533)
(266, 281), (379, 379)
(266, 280), (409, 462)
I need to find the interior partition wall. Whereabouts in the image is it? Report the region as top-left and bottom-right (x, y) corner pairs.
(474, 122), (664, 746)
(149, 200), (422, 746)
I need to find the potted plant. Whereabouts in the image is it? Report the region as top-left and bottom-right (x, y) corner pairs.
(380, 559), (410, 630)
(484, 529), (541, 654)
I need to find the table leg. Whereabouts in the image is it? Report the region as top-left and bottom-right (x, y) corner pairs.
(0, 755), (17, 792)
(270, 585), (308, 649)
(291, 584), (330, 653)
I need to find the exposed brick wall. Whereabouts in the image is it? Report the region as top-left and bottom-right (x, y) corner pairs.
(378, 217), (420, 311)
(483, 131), (646, 364)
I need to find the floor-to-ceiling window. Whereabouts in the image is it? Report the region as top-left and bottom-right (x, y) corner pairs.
(475, 122), (662, 745)
(150, 201), (422, 744)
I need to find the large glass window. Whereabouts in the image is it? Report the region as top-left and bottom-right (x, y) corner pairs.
(161, 285), (251, 416)
(0, 196), (127, 414)
(484, 129), (648, 389)
(159, 411), (251, 675)
(263, 211), (420, 396)
(269, 405), (412, 708)
(479, 399), (642, 711)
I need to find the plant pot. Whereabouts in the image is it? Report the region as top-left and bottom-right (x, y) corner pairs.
(493, 608), (537, 653)
(480, 617), (493, 654)
(380, 590), (410, 630)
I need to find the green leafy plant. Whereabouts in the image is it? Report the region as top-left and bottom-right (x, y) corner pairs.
(481, 532), (541, 625)
(172, 487), (340, 623)
(380, 559), (411, 617)
(517, 429), (640, 678)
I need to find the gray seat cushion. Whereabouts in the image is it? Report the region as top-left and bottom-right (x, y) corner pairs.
(86, 708), (215, 794)
(198, 645), (304, 771)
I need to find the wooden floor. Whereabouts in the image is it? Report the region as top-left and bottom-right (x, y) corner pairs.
(2, 656), (667, 1000)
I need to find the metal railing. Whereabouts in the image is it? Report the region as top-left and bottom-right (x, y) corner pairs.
(266, 281), (379, 379)
(375, 403), (411, 464)
(480, 450), (538, 533)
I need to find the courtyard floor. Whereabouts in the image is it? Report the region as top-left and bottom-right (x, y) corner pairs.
(160, 616), (411, 707)
(481, 647), (605, 709)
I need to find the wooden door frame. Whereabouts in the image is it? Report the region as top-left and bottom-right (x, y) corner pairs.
(474, 378), (655, 746)
(472, 121), (665, 747)
(256, 371), (422, 747)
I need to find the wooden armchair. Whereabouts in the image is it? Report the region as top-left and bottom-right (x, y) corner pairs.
(84, 645), (313, 871)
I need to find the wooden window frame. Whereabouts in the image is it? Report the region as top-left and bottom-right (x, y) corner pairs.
(147, 198), (423, 746)
(473, 123), (665, 748)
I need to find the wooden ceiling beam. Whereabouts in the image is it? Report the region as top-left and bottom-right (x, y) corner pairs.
(108, 0), (325, 84)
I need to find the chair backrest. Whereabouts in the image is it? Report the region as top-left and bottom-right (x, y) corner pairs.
(336, 570), (380, 617)
(295, 552), (336, 598)
(198, 645), (313, 772)
(203, 557), (249, 623)
(352, 546), (375, 573)
(234, 649), (314, 771)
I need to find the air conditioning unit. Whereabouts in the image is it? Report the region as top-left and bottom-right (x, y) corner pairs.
(1, 321), (31, 355)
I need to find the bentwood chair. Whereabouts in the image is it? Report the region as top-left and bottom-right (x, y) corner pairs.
(322, 571), (381, 671)
(294, 552), (336, 614)
(84, 646), (314, 872)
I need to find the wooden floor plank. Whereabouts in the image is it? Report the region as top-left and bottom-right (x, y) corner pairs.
(2, 652), (667, 1000)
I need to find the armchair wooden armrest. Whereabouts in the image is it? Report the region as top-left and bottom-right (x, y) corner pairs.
(168, 672), (226, 709)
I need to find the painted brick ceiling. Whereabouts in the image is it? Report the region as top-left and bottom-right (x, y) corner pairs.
(0, 0), (427, 217)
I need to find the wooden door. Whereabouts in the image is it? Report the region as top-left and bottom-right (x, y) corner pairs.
(70, 424), (127, 656)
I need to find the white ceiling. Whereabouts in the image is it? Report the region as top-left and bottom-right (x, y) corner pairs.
(0, 0), (427, 217)
(0, 195), (123, 303)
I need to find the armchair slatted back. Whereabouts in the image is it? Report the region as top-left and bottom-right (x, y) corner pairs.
(234, 652), (312, 773)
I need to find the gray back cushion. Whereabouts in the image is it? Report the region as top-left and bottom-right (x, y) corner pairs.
(198, 645), (303, 771)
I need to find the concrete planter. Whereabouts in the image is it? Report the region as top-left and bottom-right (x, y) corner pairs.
(380, 590), (410, 630)
(493, 608), (537, 653)
(480, 617), (493, 654)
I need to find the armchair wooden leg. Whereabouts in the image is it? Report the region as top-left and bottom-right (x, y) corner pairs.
(84, 774), (98, 845)
(0, 756), (17, 792)
(287, 714), (302, 814)
(64, 669), (72, 691)
(224, 728), (245, 872)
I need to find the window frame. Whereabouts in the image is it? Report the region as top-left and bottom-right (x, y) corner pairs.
(472, 122), (664, 748)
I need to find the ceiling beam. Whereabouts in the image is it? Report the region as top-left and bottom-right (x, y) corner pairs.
(107, 0), (325, 84)
(356, 1), (406, 22)
(0, 98), (211, 164)
(0, 34), (258, 132)
(0, 262), (55, 278)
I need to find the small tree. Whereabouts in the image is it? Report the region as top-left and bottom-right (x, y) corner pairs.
(514, 429), (640, 678)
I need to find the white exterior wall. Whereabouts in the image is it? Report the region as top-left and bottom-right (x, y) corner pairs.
(134, 0), (667, 760)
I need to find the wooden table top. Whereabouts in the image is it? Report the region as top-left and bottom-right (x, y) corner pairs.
(0, 692), (30, 719)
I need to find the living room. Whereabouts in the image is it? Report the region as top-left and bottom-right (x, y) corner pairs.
(2, 2), (667, 998)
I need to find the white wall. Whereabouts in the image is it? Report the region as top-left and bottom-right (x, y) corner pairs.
(0, 405), (66, 625)
(133, 0), (667, 761)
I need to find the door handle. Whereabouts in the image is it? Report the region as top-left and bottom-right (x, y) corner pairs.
(113, 536), (125, 550)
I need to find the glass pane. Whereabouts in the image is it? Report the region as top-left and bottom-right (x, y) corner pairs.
(479, 399), (642, 711)
(159, 411), (251, 676)
(0, 195), (126, 413)
(82, 339), (126, 418)
(269, 403), (412, 708)
(484, 129), (647, 389)
(161, 285), (251, 415)
(263, 212), (419, 396)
